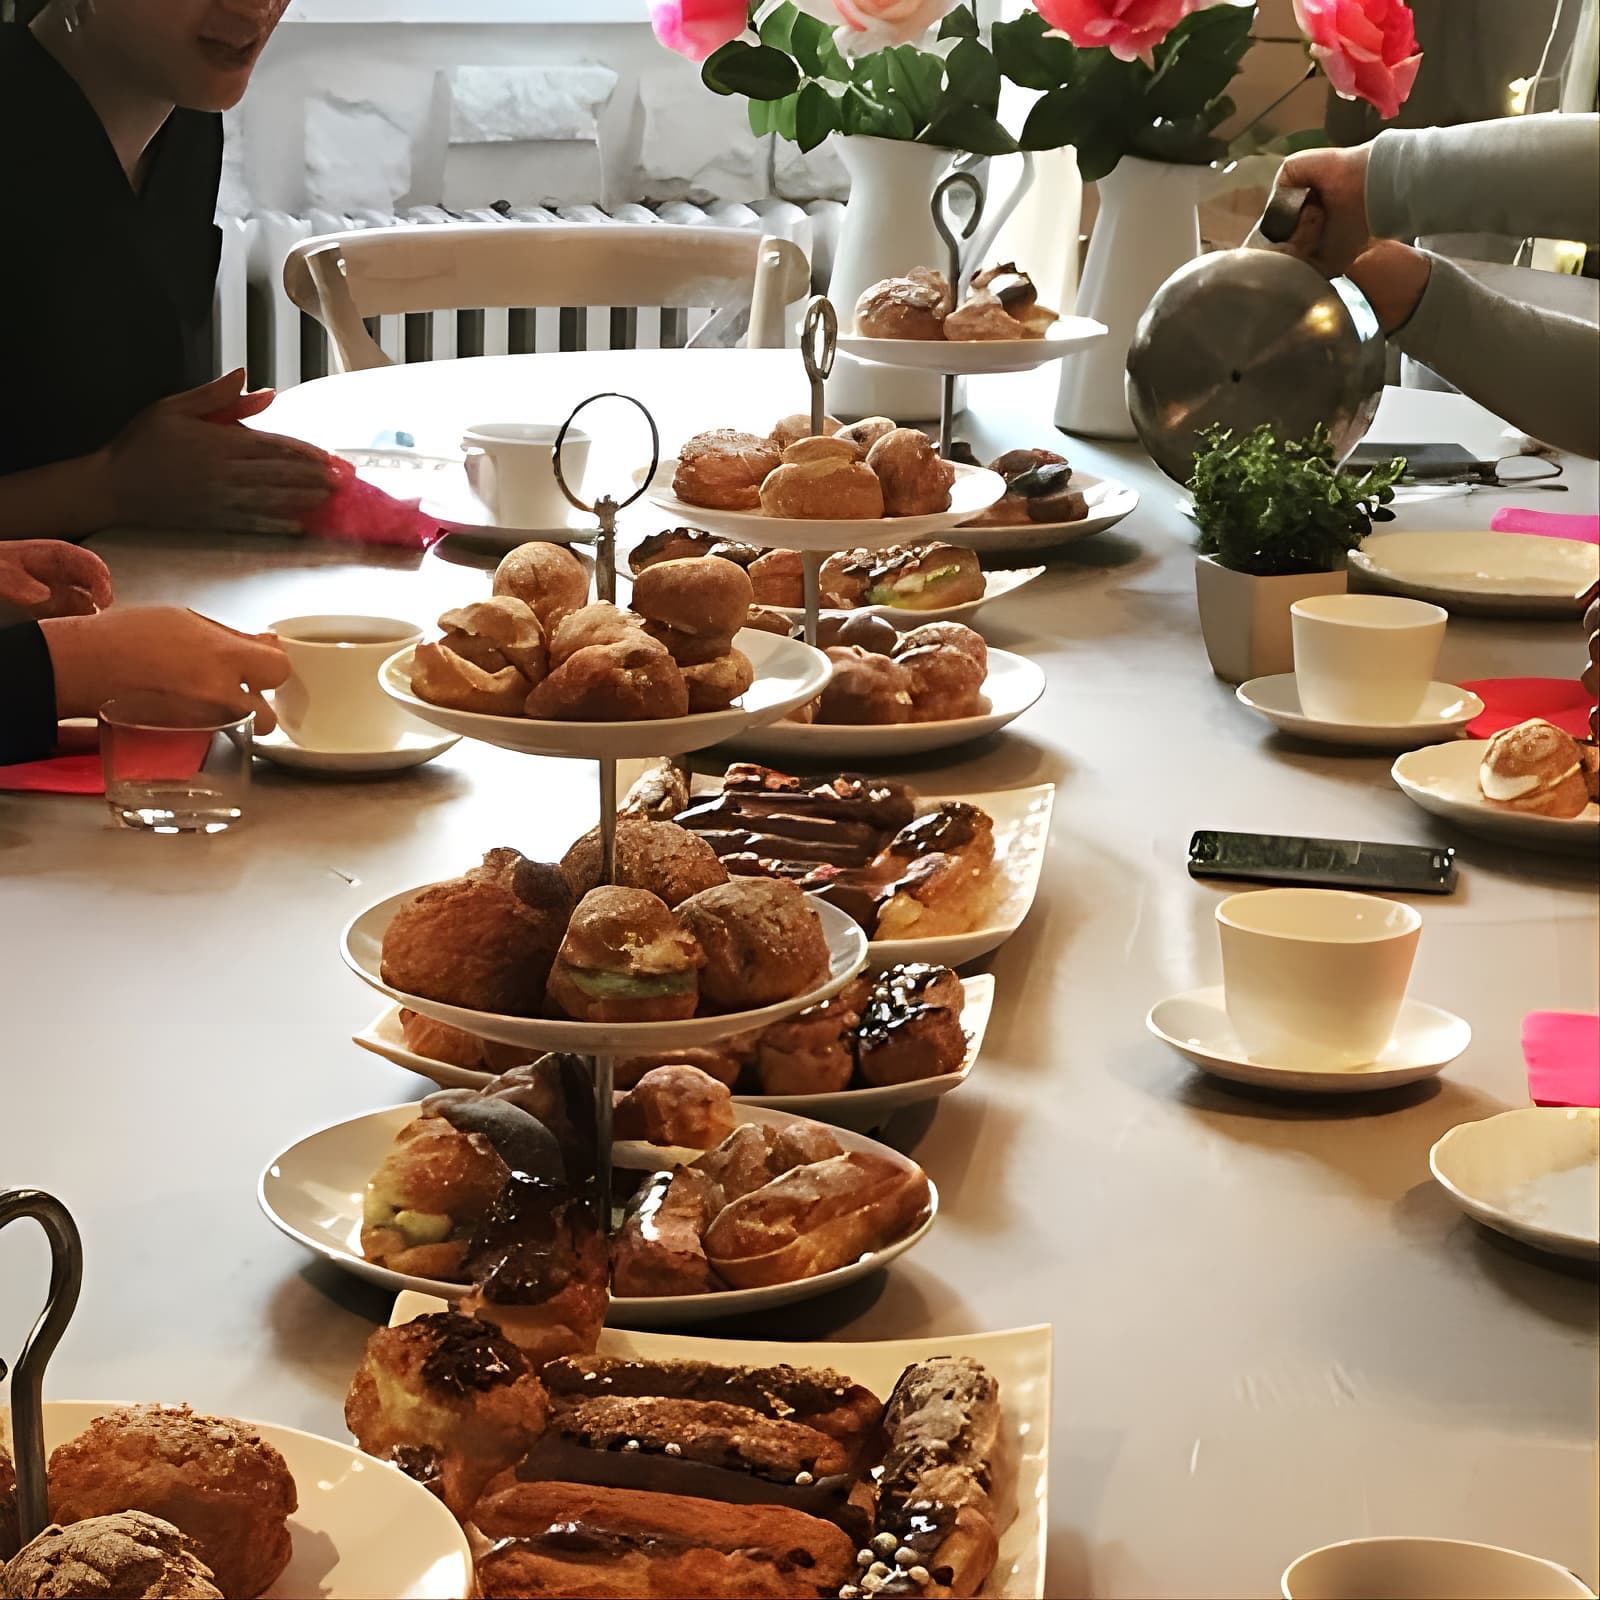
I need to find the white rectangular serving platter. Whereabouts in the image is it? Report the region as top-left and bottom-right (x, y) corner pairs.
(389, 1291), (1052, 1600)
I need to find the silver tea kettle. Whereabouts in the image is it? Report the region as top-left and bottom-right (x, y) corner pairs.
(1126, 187), (1387, 484)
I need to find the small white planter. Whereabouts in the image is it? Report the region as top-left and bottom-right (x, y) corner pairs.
(1194, 555), (1348, 684)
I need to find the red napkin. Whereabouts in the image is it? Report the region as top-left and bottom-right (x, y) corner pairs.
(1523, 1011), (1600, 1108)
(0, 754), (104, 794)
(1490, 507), (1600, 544)
(1461, 678), (1593, 740)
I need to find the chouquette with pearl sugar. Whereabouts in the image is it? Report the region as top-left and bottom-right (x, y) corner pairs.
(1478, 719), (1592, 818)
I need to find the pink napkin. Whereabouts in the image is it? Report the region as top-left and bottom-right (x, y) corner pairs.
(0, 754), (104, 794)
(1491, 507), (1600, 544)
(300, 454), (446, 551)
(1461, 678), (1593, 741)
(1523, 1011), (1600, 1108)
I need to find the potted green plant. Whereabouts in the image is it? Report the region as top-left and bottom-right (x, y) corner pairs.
(1190, 424), (1405, 684)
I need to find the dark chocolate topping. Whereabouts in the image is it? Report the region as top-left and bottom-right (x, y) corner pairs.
(390, 1444), (442, 1484)
(485, 1522), (818, 1574)
(464, 1172), (597, 1304)
(421, 1092), (565, 1181)
(985, 271), (1035, 311)
(881, 803), (980, 858)
(857, 964), (954, 1046)
(1010, 462), (1074, 498)
(410, 1311), (526, 1395)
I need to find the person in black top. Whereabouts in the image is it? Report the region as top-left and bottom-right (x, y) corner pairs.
(0, 0), (332, 539)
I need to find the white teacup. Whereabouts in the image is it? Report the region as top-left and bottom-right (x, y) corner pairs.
(461, 422), (590, 529)
(1291, 593), (1448, 724)
(1217, 888), (1422, 1068)
(270, 615), (422, 752)
(1282, 1537), (1595, 1599)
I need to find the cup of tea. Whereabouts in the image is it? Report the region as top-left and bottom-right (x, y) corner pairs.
(461, 422), (590, 529)
(1291, 593), (1448, 724)
(269, 614), (422, 752)
(1217, 887), (1422, 1067)
(1282, 1537), (1595, 1599)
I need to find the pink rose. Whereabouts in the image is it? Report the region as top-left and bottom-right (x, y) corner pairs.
(1293, 0), (1422, 121)
(649, 0), (748, 61)
(792, 0), (956, 54)
(1034, 0), (1200, 66)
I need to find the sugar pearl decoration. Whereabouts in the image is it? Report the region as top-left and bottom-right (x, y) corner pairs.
(857, 1549), (874, 1568)
(664, 1442), (682, 1456)
(873, 1532), (900, 1555)
(841, 1588), (862, 1600)
(909, 1566), (931, 1585)
(895, 1547), (917, 1567)
(867, 1561), (891, 1579)
(622, 1439), (640, 1452)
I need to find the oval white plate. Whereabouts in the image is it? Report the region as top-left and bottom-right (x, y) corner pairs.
(1392, 740), (1599, 854)
(722, 646), (1046, 762)
(1146, 986), (1471, 1093)
(378, 627), (829, 760)
(5, 1403), (471, 1598)
(342, 890), (867, 1053)
(1430, 1106), (1600, 1261)
(260, 1102), (936, 1325)
(643, 461), (1006, 553)
(1282, 1537), (1596, 1600)
(386, 1306), (1051, 1600)
(1236, 676), (1484, 749)
(253, 725), (460, 775)
(955, 471), (1141, 554)
(1350, 531), (1599, 617)
(836, 314), (1106, 375)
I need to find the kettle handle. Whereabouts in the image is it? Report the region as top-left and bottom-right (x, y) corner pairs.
(1258, 185), (1312, 245)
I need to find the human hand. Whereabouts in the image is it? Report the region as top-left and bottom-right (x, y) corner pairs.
(42, 606), (291, 732)
(1347, 239), (1432, 332)
(0, 540), (113, 618)
(1275, 142), (1374, 277)
(98, 370), (335, 535)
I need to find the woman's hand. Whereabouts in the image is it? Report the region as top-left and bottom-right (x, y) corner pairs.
(96, 370), (335, 536)
(43, 606), (291, 731)
(1276, 142), (1375, 277)
(0, 541), (113, 618)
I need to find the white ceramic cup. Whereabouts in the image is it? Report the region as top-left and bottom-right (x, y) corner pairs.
(1291, 592), (1448, 724)
(461, 422), (590, 529)
(1217, 888), (1422, 1068)
(269, 615), (422, 752)
(1282, 1537), (1595, 1599)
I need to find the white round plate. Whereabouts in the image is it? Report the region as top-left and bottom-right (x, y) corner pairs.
(253, 725), (460, 775)
(1236, 676), (1484, 749)
(1430, 1106), (1600, 1262)
(378, 627), (830, 759)
(1392, 740), (1599, 854)
(259, 1101), (936, 1325)
(8, 1403), (471, 1598)
(643, 461), (1006, 553)
(1350, 530), (1599, 617)
(721, 645), (1046, 762)
(1146, 986), (1471, 1093)
(835, 315), (1106, 376)
(954, 471), (1140, 555)
(342, 890), (868, 1053)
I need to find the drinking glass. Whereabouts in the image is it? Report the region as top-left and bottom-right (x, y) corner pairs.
(99, 694), (253, 833)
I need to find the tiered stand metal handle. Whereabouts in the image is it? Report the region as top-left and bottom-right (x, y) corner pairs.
(798, 296), (839, 650)
(0, 1189), (83, 1547)
(931, 170), (986, 460)
(550, 394), (663, 1207)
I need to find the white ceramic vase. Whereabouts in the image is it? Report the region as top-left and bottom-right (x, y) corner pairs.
(1056, 155), (1204, 440)
(1194, 554), (1348, 685)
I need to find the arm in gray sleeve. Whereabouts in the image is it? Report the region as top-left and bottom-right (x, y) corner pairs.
(1394, 255), (1599, 457)
(1367, 113), (1600, 246)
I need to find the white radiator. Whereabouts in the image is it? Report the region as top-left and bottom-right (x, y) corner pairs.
(216, 199), (846, 391)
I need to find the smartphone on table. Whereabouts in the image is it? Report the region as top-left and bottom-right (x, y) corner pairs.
(1188, 830), (1458, 894)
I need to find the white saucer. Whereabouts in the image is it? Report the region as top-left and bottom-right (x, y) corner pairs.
(723, 646), (1045, 761)
(6, 1403), (472, 1598)
(342, 890), (867, 1054)
(1430, 1105), (1600, 1262)
(1392, 740), (1600, 854)
(1350, 530), (1599, 617)
(253, 725), (460, 774)
(1146, 986), (1471, 1093)
(954, 471), (1140, 554)
(379, 627), (830, 760)
(643, 460), (1006, 552)
(835, 314), (1106, 375)
(1236, 676), (1484, 749)
(259, 1101), (936, 1326)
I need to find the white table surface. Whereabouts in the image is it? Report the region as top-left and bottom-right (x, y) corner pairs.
(2, 351), (1595, 1599)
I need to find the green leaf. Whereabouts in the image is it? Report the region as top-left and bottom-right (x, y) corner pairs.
(701, 40), (801, 101)
(772, 90), (799, 141)
(938, 4), (980, 40)
(944, 37), (1002, 113)
(839, 87), (914, 140)
(1144, 2), (1255, 119)
(748, 97), (775, 136)
(789, 8), (833, 77)
(920, 105), (1018, 156)
(884, 44), (942, 127)
(794, 81), (837, 152)
(991, 12), (1077, 92)
(757, 3), (796, 53)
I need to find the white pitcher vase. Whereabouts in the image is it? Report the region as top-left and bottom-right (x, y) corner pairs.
(827, 135), (1033, 423)
(1056, 155), (1204, 439)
